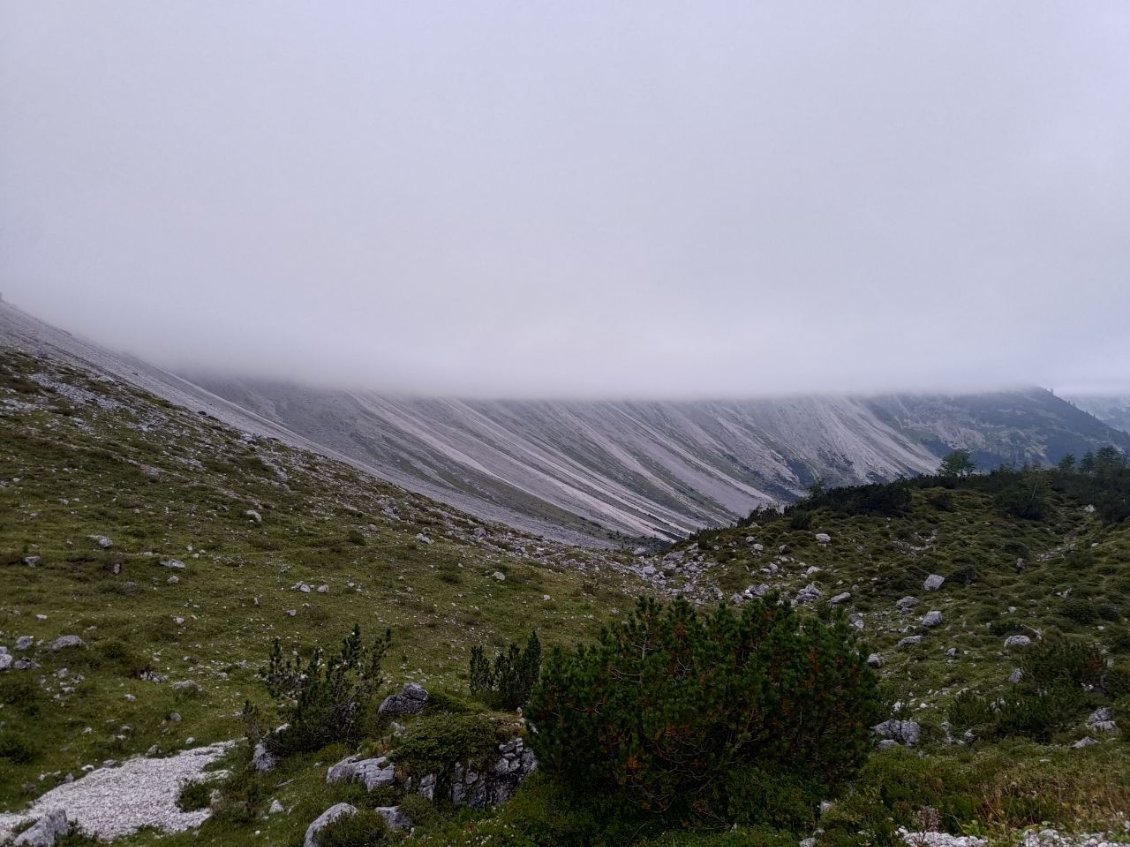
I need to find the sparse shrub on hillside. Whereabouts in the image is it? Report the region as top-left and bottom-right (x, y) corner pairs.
(468, 631), (541, 710)
(315, 809), (390, 847)
(526, 597), (880, 831)
(1020, 636), (1106, 692)
(260, 624), (392, 755)
(994, 473), (1051, 520)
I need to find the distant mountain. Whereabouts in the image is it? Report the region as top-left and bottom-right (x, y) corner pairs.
(189, 378), (1130, 543)
(1066, 395), (1130, 435)
(3, 300), (1127, 544)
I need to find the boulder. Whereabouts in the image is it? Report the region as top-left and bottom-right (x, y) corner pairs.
(1004, 635), (1032, 649)
(161, 559), (186, 570)
(326, 755), (396, 790)
(814, 533), (831, 544)
(49, 635), (84, 652)
(268, 799), (285, 815)
(873, 719), (921, 747)
(251, 741), (277, 773)
(245, 510), (263, 523)
(375, 806), (411, 832)
(15, 636), (33, 651)
(923, 574), (945, 591)
(0, 653), (12, 671)
(921, 611), (943, 628)
(896, 596), (919, 613)
(303, 803), (356, 847)
(379, 683), (429, 717)
(829, 592), (852, 605)
(866, 653), (884, 668)
(1087, 706), (1117, 733)
(96, 536), (113, 549)
(23, 556), (40, 567)
(14, 809), (69, 847)
(898, 636), (924, 649)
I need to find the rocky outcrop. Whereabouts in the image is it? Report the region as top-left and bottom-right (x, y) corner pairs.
(378, 683), (429, 716)
(13, 809), (69, 847)
(326, 755), (396, 790)
(303, 803), (356, 847)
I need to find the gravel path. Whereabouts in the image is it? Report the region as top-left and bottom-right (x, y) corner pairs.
(0, 741), (233, 841)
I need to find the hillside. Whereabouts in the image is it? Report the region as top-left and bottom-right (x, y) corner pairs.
(2, 343), (1129, 846)
(190, 375), (1130, 545)
(1069, 395), (1130, 436)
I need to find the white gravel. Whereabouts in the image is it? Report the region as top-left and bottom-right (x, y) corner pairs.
(0, 741), (233, 841)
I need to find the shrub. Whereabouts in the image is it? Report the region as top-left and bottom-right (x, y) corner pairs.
(261, 624), (391, 755)
(1019, 636), (1106, 692)
(315, 809), (389, 847)
(469, 631), (541, 709)
(177, 780), (212, 811)
(392, 713), (499, 804)
(526, 597), (880, 830)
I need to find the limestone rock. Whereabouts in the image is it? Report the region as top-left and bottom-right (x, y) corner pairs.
(251, 742), (277, 773)
(923, 574), (945, 591)
(49, 635), (84, 652)
(896, 596), (919, 613)
(303, 803), (356, 847)
(379, 683), (429, 717)
(921, 610), (943, 628)
(873, 719), (920, 747)
(814, 533), (831, 544)
(1004, 635), (1032, 649)
(326, 755), (396, 790)
(375, 806), (411, 832)
(14, 808), (69, 847)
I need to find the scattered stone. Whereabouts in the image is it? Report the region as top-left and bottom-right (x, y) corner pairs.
(378, 683), (429, 716)
(286, 610), (297, 617)
(49, 636), (84, 652)
(166, 575), (180, 585)
(897, 828), (986, 847)
(945, 647), (958, 658)
(303, 803), (356, 847)
(316, 584), (329, 594)
(12, 808), (68, 847)
(96, 536), (113, 550)
(161, 559), (186, 570)
(1004, 635), (1032, 649)
(472, 527), (488, 539)
(1071, 736), (1097, 749)
(921, 610), (943, 628)
(896, 596), (919, 612)
(829, 592), (852, 605)
(292, 582), (312, 593)
(0, 653), (12, 671)
(492, 571), (506, 582)
(814, 533), (831, 544)
(15, 636), (33, 651)
(245, 510), (262, 523)
(923, 574), (945, 591)
(23, 556), (40, 567)
(326, 755), (395, 791)
(1008, 668), (1024, 684)
(415, 533), (433, 545)
(794, 583), (822, 604)
(268, 799), (284, 815)
(867, 653), (884, 668)
(873, 719), (921, 747)
(898, 636), (924, 649)
(171, 680), (201, 696)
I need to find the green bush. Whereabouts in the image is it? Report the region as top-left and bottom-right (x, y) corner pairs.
(177, 780), (212, 812)
(261, 624), (392, 755)
(1019, 636), (1106, 691)
(316, 809), (389, 847)
(526, 597), (881, 830)
(392, 713), (499, 803)
(469, 631), (541, 709)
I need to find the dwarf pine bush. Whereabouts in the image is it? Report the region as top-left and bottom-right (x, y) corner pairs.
(525, 596), (880, 830)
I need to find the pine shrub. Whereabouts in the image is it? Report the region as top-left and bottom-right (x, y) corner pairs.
(525, 597), (880, 829)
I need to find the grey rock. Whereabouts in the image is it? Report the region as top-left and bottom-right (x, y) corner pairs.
(379, 682), (429, 716)
(1004, 635), (1032, 649)
(268, 799), (285, 815)
(923, 574), (945, 591)
(326, 755), (396, 790)
(794, 583), (822, 604)
(15, 636), (34, 651)
(921, 610), (943, 628)
(829, 591), (852, 605)
(14, 808), (69, 847)
(23, 555), (40, 567)
(245, 509), (262, 523)
(96, 536), (113, 549)
(945, 647), (958, 658)
(171, 680), (201, 695)
(304, 803), (357, 847)
(375, 806), (412, 832)
(251, 742), (277, 773)
(873, 719), (920, 747)
(1008, 668), (1024, 684)
(415, 533), (433, 545)
(0, 653), (11, 671)
(1072, 736), (1097, 749)
(49, 635), (84, 652)
(316, 584), (329, 594)
(167, 575), (180, 584)
(814, 533), (831, 544)
(896, 596), (919, 612)
(866, 653), (884, 668)
(161, 559), (186, 570)
(492, 570), (506, 582)
(898, 636), (924, 649)
(1087, 706), (1117, 733)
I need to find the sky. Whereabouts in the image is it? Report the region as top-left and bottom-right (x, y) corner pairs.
(2, 2), (1129, 398)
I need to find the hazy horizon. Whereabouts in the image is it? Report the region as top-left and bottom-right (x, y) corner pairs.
(3, 3), (1129, 398)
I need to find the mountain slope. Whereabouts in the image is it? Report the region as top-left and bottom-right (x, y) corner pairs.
(1067, 394), (1130, 435)
(191, 375), (1130, 543)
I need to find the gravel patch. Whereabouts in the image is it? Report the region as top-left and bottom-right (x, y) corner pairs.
(0, 741), (233, 841)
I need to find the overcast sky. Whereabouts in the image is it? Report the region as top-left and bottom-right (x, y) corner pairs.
(2, 2), (1129, 398)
